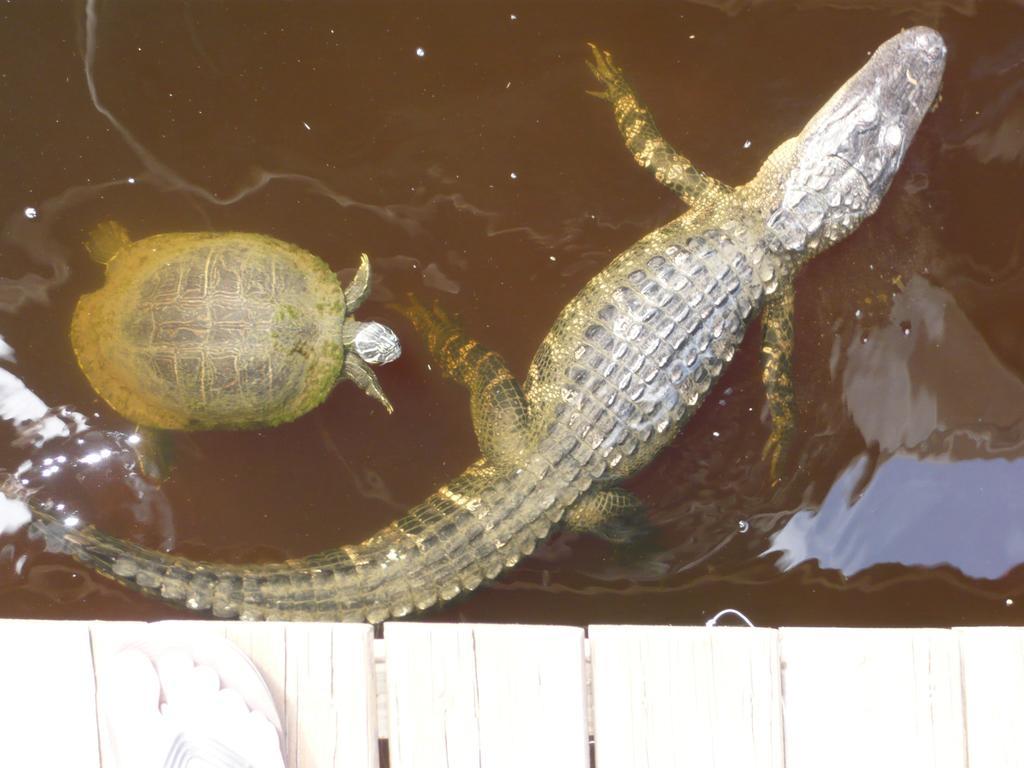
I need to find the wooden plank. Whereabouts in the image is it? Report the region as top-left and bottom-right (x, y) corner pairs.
(331, 624), (381, 768)
(14, 618), (1024, 768)
(384, 622), (588, 768)
(779, 628), (965, 768)
(0, 618), (101, 767)
(472, 624), (589, 768)
(588, 625), (783, 768)
(384, 622), (480, 768)
(222, 620), (288, 730)
(88, 620), (148, 765)
(957, 626), (1024, 767)
(280, 623), (379, 768)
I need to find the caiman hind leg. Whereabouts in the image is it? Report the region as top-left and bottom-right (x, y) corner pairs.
(564, 486), (653, 545)
(396, 295), (530, 468)
(761, 286), (798, 484)
(586, 44), (733, 208)
(400, 295), (651, 543)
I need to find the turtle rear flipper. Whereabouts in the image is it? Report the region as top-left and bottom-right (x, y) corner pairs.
(131, 428), (174, 484)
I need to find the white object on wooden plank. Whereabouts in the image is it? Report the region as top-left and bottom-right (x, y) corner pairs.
(90, 620), (378, 768)
(222, 620), (288, 728)
(91, 621), (288, 765)
(588, 625), (783, 768)
(384, 622), (588, 768)
(957, 626), (1024, 768)
(779, 628), (966, 768)
(0, 618), (101, 767)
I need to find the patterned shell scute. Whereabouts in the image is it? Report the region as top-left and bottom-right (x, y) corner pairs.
(73, 233), (347, 431)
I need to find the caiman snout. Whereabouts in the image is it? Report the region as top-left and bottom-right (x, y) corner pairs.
(905, 26), (947, 64)
(878, 27), (947, 117)
(767, 26), (946, 256)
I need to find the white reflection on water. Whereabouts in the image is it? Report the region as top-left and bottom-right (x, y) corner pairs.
(0, 367), (69, 448)
(0, 492), (31, 536)
(843, 276), (1024, 453)
(0, 334), (91, 450)
(772, 274), (1024, 580)
(769, 453), (1024, 580)
(0, 180), (123, 314)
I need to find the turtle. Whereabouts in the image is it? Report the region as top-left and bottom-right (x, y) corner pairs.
(71, 222), (401, 468)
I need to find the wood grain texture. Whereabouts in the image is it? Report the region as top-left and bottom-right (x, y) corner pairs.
(472, 623), (589, 768)
(384, 622), (481, 768)
(384, 622), (588, 768)
(957, 626), (1024, 768)
(779, 628), (966, 768)
(280, 623), (379, 768)
(589, 625), (783, 768)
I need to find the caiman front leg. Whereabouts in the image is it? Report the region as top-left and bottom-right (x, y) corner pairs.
(761, 285), (798, 483)
(586, 44), (733, 208)
(397, 295), (530, 468)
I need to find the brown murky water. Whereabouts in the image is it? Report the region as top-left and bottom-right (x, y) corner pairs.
(1, 0), (1023, 627)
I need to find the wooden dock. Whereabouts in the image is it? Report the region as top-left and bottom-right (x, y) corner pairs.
(1, 620), (1022, 766)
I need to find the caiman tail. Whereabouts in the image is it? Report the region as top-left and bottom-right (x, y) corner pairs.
(14, 448), (593, 622)
(16, 449), (587, 622)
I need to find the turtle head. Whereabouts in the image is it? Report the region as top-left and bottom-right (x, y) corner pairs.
(352, 321), (401, 366)
(765, 27), (945, 258)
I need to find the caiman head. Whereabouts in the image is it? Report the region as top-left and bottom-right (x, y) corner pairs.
(754, 26), (946, 262)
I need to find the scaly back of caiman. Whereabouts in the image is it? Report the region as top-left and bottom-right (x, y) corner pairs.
(15, 27), (945, 621)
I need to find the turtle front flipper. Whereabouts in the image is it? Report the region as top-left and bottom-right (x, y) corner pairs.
(342, 354), (394, 414)
(86, 221), (132, 266)
(343, 253), (373, 311)
(341, 316), (401, 413)
(338, 252), (402, 412)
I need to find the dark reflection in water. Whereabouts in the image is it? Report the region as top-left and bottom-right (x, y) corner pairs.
(0, 1), (1022, 626)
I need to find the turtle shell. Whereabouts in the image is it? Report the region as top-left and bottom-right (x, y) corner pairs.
(71, 232), (350, 430)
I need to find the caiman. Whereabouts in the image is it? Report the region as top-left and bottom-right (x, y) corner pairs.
(16, 27), (945, 621)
